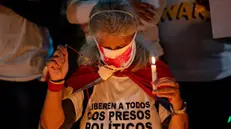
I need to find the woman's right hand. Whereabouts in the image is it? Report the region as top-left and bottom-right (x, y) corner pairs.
(46, 45), (69, 81)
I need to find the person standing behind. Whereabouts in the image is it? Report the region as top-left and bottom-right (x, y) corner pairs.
(0, 4), (53, 129)
(2, 0), (86, 78)
(159, 0), (231, 129)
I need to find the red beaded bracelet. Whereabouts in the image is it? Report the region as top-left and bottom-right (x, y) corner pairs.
(48, 79), (65, 92)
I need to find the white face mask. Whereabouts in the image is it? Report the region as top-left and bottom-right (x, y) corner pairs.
(95, 33), (137, 70)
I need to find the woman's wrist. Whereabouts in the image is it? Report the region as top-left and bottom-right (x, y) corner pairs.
(50, 79), (65, 84)
(171, 101), (187, 115)
(48, 79), (65, 92)
(172, 99), (183, 110)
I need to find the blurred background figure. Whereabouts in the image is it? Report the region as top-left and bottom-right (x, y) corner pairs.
(0, 0), (85, 128)
(0, 3), (52, 129)
(2, 0), (86, 76)
(159, 0), (231, 129)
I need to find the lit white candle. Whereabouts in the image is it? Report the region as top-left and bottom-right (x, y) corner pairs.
(151, 56), (157, 90)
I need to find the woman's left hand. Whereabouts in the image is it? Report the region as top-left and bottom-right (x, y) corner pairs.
(152, 78), (183, 110)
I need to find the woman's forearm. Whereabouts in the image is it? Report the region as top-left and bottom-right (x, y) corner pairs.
(168, 114), (189, 129)
(40, 90), (65, 129)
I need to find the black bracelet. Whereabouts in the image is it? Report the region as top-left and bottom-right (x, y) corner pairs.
(50, 79), (65, 83)
(170, 101), (187, 115)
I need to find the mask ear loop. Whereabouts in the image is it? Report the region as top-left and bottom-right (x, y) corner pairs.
(64, 44), (114, 70)
(65, 44), (101, 66)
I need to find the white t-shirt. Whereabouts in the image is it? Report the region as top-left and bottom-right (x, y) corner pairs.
(67, 76), (170, 129)
(0, 5), (53, 81)
(159, 0), (231, 81)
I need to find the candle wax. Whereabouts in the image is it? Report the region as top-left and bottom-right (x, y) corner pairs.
(151, 64), (157, 90)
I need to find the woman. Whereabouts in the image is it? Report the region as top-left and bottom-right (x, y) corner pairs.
(0, 4), (53, 129)
(40, 0), (188, 129)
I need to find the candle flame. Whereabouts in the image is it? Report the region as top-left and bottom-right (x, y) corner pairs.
(151, 56), (156, 65)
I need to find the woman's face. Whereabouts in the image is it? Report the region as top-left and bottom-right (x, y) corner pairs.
(95, 32), (135, 50)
